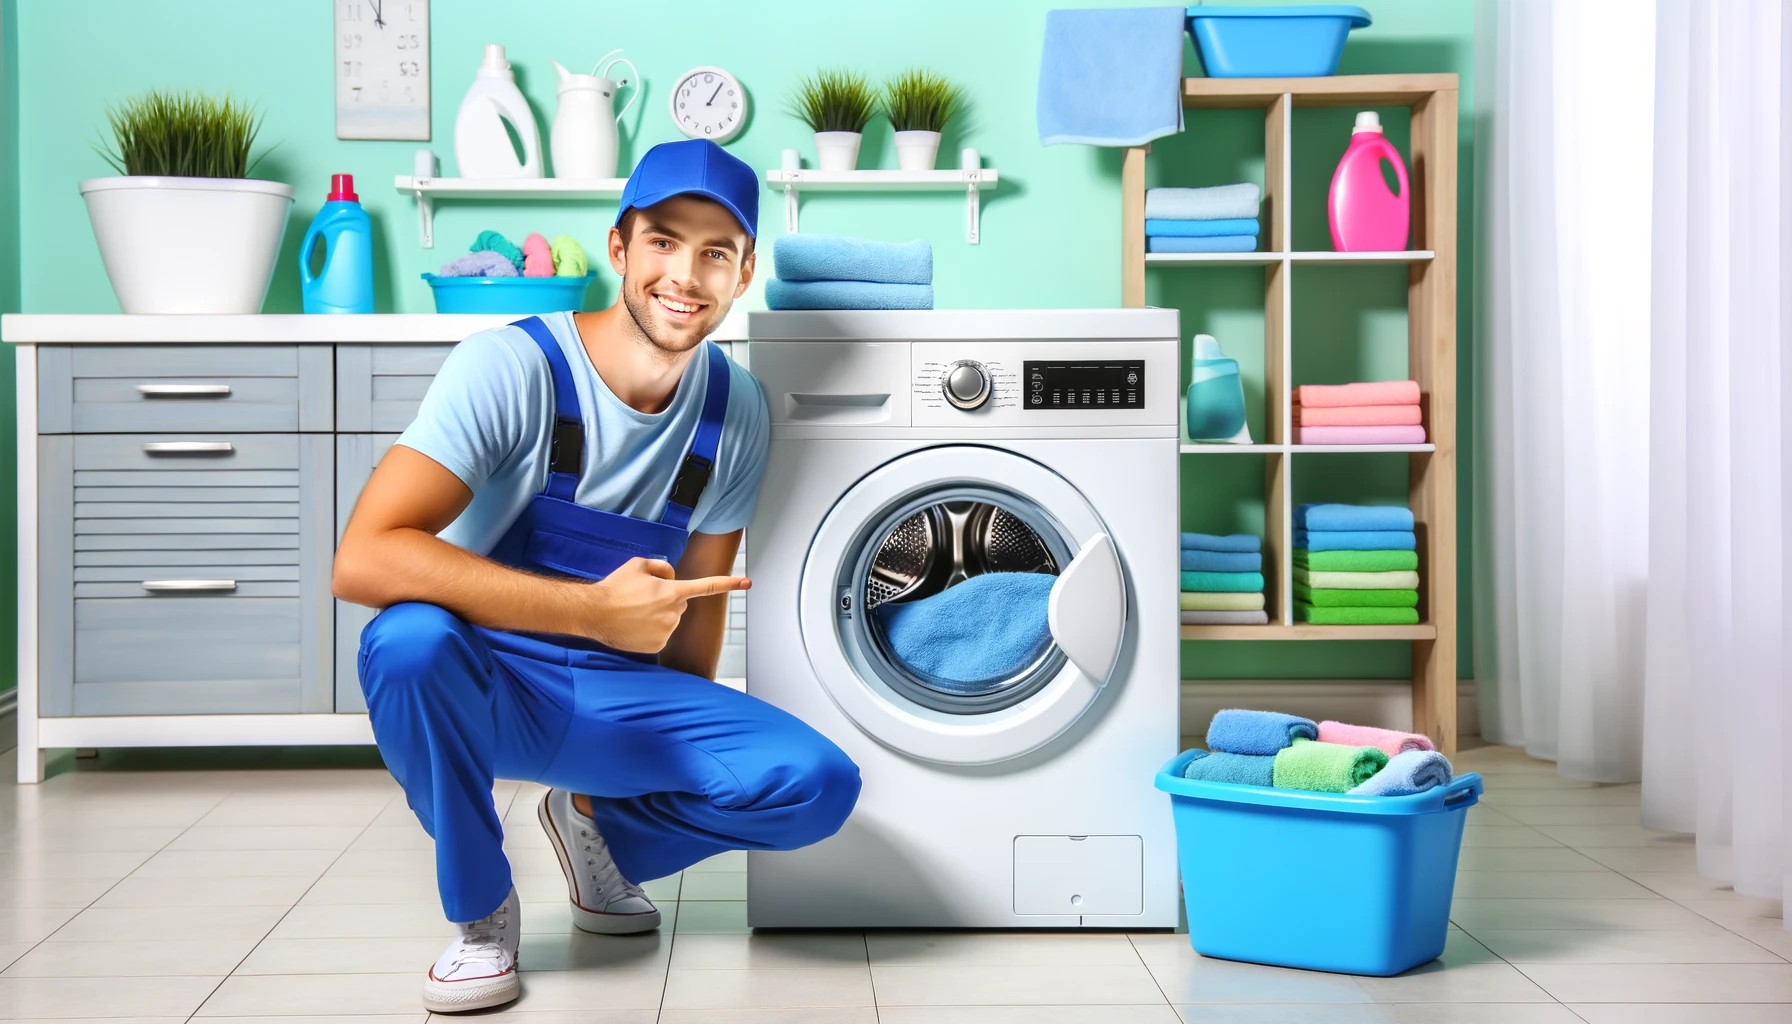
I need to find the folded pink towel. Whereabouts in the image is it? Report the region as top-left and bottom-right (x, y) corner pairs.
(1299, 425), (1427, 445)
(1295, 404), (1424, 427)
(1295, 381), (1420, 408)
(522, 233), (554, 278)
(1318, 720), (1435, 757)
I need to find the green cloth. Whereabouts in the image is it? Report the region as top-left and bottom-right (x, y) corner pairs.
(471, 230), (525, 270)
(1294, 583), (1419, 608)
(1293, 567), (1420, 590)
(1294, 549), (1419, 572)
(551, 235), (589, 277)
(1295, 601), (1420, 625)
(1180, 591), (1266, 611)
(1180, 570), (1265, 593)
(1272, 738), (1390, 793)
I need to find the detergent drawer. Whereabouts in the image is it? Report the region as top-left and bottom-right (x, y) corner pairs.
(336, 344), (455, 431)
(37, 345), (334, 433)
(1013, 835), (1144, 917)
(39, 433), (335, 716)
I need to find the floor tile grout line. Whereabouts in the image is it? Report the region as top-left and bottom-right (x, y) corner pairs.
(1126, 931), (1178, 1007)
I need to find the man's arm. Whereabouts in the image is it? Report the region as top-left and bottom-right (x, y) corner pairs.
(659, 529), (747, 679)
(332, 446), (746, 652)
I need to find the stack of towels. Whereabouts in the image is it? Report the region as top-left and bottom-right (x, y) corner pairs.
(1181, 709), (1451, 796)
(1179, 532), (1267, 626)
(1145, 184), (1262, 254)
(766, 234), (934, 311)
(1295, 504), (1420, 626)
(1294, 380), (1426, 445)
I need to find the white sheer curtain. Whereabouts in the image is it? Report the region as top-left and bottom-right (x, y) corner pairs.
(1640, 0), (1790, 905)
(1472, 0), (1655, 780)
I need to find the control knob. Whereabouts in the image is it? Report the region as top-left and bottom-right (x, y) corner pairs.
(940, 360), (991, 410)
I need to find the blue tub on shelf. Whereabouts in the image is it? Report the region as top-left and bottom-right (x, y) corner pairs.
(422, 272), (596, 314)
(1186, 5), (1372, 78)
(1155, 749), (1482, 976)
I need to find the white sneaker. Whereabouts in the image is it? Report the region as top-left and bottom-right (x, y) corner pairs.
(421, 886), (520, 1013)
(538, 788), (662, 934)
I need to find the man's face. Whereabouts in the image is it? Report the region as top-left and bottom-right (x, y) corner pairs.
(610, 195), (755, 355)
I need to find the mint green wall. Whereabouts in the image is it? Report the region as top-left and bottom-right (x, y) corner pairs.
(0, 0), (19, 693)
(10, 0), (1473, 683)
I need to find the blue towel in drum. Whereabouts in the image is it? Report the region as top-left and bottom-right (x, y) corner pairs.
(1206, 708), (1320, 756)
(1181, 532), (1261, 553)
(873, 572), (1055, 686)
(1181, 548), (1262, 572)
(1037, 7), (1185, 147)
(1348, 749), (1454, 796)
(1294, 503), (1416, 532)
(1182, 749), (1275, 787)
(772, 234), (933, 285)
(765, 279), (934, 311)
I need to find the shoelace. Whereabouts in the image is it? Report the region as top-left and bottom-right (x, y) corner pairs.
(445, 903), (512, 976)
(578, 824), (648, 903)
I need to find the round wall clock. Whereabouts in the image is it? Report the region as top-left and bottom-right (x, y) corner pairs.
(671, 66), (746, 143)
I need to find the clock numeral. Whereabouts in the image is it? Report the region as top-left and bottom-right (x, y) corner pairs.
(397, 61), (420, 77)
(341, 60), (363, 78)
(341, 33), (361, 49)
(343, 3), (362, 21)
(350, 86), (362, 103)
(395, 33), (420, 50)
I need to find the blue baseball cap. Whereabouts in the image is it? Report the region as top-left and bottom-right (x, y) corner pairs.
(615, 139), (758, 238)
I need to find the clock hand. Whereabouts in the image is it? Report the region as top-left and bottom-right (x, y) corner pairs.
(706, 81), (724, 106)
(371, 0), (385, 28)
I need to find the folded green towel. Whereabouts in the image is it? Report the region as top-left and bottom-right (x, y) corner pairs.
(1295, 584), (1419, 608)
(1181, 591), (1266, 611)
(1295, 548), (1419, 572)
(1272, 737), (1389, 793)
(1180, 571), (1265, 593)
(1293, 567), (1421, 590)
(1296, 601), (1420, 625)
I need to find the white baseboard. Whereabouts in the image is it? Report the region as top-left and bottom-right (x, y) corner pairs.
(1181, 679), (1479, 739)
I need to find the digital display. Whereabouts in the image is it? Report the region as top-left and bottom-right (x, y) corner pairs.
(1023, 360), (1145, 410)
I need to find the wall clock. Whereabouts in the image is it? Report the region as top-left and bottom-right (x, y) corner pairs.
(335, 0), (431, 141)
(671, 66), (746, 143)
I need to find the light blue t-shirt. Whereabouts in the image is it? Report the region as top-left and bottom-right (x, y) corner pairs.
(396, 312), (770, 557)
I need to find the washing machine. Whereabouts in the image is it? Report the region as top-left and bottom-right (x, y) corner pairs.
(743, 309), (1181, 929)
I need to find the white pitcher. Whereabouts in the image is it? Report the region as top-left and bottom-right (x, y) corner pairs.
(550, 50), (639, 179)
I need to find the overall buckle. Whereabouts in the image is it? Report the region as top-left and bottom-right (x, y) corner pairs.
(549, 417), (584, 473)
(668, 451), (714, 508)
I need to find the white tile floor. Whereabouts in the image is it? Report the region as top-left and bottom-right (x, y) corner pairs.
(0, 742), (1784, 1022)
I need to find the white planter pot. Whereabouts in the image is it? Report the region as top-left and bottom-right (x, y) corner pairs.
(814, 131), (862, 172)
(79, 176), (295, 314)
(894, 130), (942, 172)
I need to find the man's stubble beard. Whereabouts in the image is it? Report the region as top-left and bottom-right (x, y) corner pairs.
(618, 275), (717, 357)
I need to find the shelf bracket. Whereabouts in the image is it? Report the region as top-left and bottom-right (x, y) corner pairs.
(966, 180), (981, 245)
(781, 149), (802, 234)
(412, 150), (438, 249)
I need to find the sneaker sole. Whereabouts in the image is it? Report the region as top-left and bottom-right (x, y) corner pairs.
(538, 791), (663, 936)
(422, 969), (519, 1013)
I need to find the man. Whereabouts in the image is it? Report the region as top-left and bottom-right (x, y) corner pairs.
(333, 139), (861, 1013)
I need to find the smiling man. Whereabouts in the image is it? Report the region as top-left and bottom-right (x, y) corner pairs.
(332, 140), (860, 1013)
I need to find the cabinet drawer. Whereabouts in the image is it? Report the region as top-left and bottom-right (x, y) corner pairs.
(337, 344), (454, 432)
(70, 597), (306, 715)
(38, 345), (333, 433)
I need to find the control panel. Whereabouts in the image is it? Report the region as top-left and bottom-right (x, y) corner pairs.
(1023, 360), (1144, 410)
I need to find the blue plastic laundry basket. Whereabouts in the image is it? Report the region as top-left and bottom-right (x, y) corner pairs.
(422, 273), (595, 314)
(1155, 750), (1482, 976)
(1185, 5), (1372, 78)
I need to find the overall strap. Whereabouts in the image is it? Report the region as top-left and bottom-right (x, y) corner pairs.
(660, 343), (731, 531)
(510, 316), (583, 502)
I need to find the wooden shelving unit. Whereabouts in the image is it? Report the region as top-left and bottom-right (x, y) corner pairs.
(1126, 73), (1459, 752)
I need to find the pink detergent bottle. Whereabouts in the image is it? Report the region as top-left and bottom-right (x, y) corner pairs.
(1328, 111), (1410, 251)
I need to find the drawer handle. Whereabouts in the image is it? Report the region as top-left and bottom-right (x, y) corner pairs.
(141, 579), (238, 593)
(137, 383), (232, 397)
(141, 442), (235, 454)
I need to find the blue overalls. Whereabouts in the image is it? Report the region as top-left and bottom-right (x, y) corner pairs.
(358, 316), (861, 923)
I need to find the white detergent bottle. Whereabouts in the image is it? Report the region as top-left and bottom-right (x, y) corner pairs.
(454, 44), (543, 179)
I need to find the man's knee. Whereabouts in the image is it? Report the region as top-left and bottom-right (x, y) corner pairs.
(783, 738), (862, 846)
(359, 602), (480, 704)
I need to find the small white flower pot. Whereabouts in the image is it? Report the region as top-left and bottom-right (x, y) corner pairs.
(814, 131), (863, 172)
(894, 130), (942, 172)
(80, 176), (294, 314)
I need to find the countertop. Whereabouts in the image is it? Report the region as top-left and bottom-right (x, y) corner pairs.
(0, 309), (749, 344)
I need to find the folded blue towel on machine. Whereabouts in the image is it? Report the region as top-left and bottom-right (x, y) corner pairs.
(1206, 709), (1319, 756)
(1182, 749), (1275, 787)
(766, 279), (935, 311)
(1182, 532), (1261, 553)
(1348, 749), (1454, 796)
(1146, 184), (1262, 221)
(772, 234), (933, 286)
(1294, 529), (1417, 552)
(1148, 235), (1259, 254)
(1146, 218), (1261, 238)
(1181, 548), (1262, 572)
(1037, 7), (1185, 146)
(873, 572), (1054, 687)
(1294, 503), (1416, 532)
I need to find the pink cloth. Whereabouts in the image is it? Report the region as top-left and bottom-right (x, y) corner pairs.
(1299, 425), (1427, 445)
(1317, 721), (1435, 756)
(522, 232), (554, 277)
(1295, 380), (1420, 408)
(1295, 404), (1424, 427)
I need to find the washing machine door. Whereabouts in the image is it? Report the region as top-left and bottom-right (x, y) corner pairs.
(799, 445), (1128, 766)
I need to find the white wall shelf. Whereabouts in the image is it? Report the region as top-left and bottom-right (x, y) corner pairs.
(395, 150), (629, 247)
(767, 148), (999, 243)
(1146, 250), (1435, 267)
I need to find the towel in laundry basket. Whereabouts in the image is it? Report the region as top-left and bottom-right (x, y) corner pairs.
(1272, 738), (1389, 793)
(873, 572), (1055, 687)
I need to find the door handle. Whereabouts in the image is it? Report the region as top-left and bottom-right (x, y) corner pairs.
(784, 392), (892, 423)
(137, 383), (232, 397)
(1047, 532), (1126, 686)
(141, 579), (237, 592)
(140, 442), (235, 454)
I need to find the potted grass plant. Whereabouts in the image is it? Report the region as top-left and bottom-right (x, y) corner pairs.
(789, 69), (876, 172)
(883, 69), (963, 171)
(81, 91), (292, 313)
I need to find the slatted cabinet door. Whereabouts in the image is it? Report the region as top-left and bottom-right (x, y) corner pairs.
(39, 433), (335, 716)
(336, 344), (455, 431)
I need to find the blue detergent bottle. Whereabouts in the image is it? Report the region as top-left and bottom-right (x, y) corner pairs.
(299, 174), (374, 313)
(1186, 333), (1249, 442)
